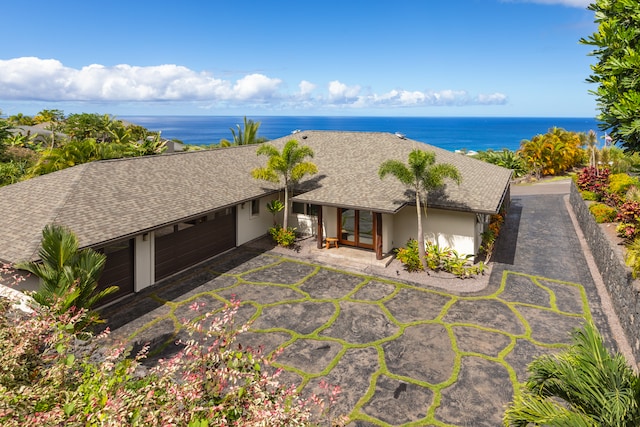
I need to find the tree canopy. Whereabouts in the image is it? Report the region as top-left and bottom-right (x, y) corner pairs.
(581, 0), (640, 151)
(252, 139), (317, 230)
(379, 149), (461, 271)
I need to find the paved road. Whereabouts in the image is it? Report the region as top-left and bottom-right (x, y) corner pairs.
(101, 179), (616, 426)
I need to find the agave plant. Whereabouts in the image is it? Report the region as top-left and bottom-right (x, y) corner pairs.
(16, 224), (119, 313)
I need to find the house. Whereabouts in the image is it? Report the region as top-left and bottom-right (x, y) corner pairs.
(0, 131), (511, 305)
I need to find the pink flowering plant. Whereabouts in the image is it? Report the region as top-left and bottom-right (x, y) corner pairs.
(0, 266), (344, 426)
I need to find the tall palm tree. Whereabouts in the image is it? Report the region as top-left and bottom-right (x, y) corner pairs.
(252, 139), (317, 230)
(586, 129), (598, 168)
(220, 117), (267, 146)
(379, 149), (461, 272)
(16, 224), (119, 312)
(504, 321), (640, 426)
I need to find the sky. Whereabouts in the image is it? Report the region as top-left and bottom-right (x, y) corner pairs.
(0, 0), (599, 118)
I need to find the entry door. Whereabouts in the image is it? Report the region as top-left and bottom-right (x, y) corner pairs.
(338, 208), (374, 249)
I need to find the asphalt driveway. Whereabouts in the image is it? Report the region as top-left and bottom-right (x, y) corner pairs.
(100, 179), (620, 426)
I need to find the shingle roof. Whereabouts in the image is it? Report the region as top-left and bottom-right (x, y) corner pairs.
(0, 146), (276, 263)
(270, 131), (512, 214)
(0, 131), (511, 263)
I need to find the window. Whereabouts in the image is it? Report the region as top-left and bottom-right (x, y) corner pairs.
(292, 202), (305, 214)
(251, 199), (260, 216)
(292, 202), (319, 216)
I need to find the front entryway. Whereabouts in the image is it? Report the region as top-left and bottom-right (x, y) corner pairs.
(338, 208), (375, 249)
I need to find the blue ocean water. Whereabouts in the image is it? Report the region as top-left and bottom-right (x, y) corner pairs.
(122, 116), (603, 152)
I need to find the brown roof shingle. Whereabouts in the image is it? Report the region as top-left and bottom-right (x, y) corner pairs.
(0, 131), (511, 263)
(271, 131), (512, 214)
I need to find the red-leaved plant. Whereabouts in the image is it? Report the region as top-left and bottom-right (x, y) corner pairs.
(0, 265), (346, 426)
(576, 166), (610, 200)
(616, 200), (640, 241)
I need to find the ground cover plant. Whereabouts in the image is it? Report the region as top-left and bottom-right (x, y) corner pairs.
(0, 265), (343, 426)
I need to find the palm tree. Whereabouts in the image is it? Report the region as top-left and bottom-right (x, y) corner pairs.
(504, 321), (640, 426)
(252, 139), (318, 230)
(379, 149), (461, 272)
(16, 224), (119, 313)
(220, 117), (267, 146)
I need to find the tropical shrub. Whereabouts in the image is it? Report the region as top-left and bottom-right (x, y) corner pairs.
(16, 224), (119, 316)
(395, 239), (423, 272)
(269, 225), (297, 247)
(576, 166), (610, 199)
(0, 284), (342, 426)
(504, 321), (640, 426)
(625, 237), (640, 279)
(518, 128), (584, 177)
(424, 241), (451, 271)
(580, 190), (598, 201)
(479, 211), (505, 262)
(395, 239), (484, 278)
(616, 200), (640, 241)
(440, 248), (475, 277)
(266, 199), (285, 226)
(589, 202), (618, 223)
(609, 173), (640, 196)
(473, 149), (527, 177)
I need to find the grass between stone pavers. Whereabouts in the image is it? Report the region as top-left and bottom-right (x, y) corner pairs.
(117, 254), (594, 427)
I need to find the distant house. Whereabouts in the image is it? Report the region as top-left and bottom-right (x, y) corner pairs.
(0, 131), (511, 305)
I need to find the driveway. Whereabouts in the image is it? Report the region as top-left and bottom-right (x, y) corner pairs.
(100, 179), (622, 426)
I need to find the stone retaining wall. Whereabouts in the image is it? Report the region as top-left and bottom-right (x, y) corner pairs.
(569, 182), (640, 360)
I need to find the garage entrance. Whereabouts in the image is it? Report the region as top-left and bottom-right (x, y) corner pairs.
(97, 238), (135, 305)
(155, 207), (236, 281)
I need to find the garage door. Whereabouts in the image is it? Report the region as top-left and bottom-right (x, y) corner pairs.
(155, 208), (236, 281)
(97, 238), (135, 306)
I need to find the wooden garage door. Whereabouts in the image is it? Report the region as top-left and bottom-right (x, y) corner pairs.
(155, 208), (236, 281)
(97, 238), (135, 306)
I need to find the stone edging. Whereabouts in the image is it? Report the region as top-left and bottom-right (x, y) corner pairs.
(569, 182), (640, 362)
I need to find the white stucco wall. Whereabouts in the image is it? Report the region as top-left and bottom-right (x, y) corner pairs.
(135, 234), (154, 291)
(382, 213), (394, 254)
(323, 206), (339, 239)
(237, 196), (273, 245)
(391, 205), (476, 256)
(291, 213), (318, 236)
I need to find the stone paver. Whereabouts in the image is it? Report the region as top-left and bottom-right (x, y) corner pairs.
(100, 180), (616, 426)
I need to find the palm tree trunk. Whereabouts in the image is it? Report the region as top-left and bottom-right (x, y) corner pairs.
(415, 191), (428, 271)
(283, 184), (289, 230)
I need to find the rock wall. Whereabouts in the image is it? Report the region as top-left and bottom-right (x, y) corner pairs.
(569, 182), (640, 361)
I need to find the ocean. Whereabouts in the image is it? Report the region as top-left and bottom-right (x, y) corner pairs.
(122, 116), (603, 153)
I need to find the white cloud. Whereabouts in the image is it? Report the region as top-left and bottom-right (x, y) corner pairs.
(0, 57), (508, 111)
(328, 80), (361, 102)
(232, 73), (282, 100)
(298, 80), (316, 97)
(363, 89), (506, 108)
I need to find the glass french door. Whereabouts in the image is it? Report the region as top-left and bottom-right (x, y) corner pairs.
(338, 209), (374, 249)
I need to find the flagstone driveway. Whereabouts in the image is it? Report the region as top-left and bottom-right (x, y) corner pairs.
(100, 180), (620, 426)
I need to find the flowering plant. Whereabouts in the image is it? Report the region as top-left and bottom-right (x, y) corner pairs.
(0, 266), (344, 426)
